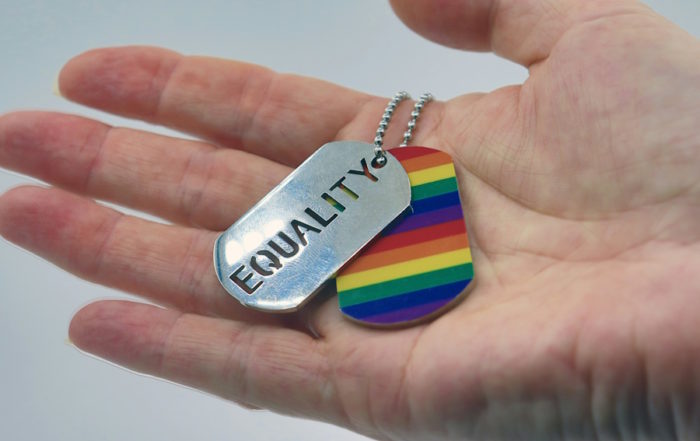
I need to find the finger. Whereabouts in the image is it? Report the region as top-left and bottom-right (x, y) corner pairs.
(0, 111), (290, 231)
(389, 0), (650, 66)
(0, 186), (277, 324)
(69, 300), (343, 422)
(58, 46), (396, 166)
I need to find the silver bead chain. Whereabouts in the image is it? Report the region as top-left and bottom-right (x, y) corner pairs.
(373, 91), (410, 163)
(373, 91), (434, 162)
(400, 92), (434, 147)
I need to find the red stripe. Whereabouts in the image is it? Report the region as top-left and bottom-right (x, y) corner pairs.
(388, 146), (436, 161)
(363, 219), (466, 255)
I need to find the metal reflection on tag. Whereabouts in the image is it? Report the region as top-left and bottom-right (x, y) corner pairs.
(214, 141), (411, 312)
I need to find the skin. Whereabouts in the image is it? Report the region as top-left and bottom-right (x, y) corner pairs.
(1, 0), (699, 439)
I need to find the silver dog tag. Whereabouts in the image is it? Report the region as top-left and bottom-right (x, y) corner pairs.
(214, 141), (410, 312)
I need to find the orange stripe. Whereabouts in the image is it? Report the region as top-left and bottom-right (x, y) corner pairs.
(400, 152), (453, 173)
(343, 233), (469, 275)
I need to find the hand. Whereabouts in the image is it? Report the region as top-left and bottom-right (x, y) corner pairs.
(1, 0), (699, 439)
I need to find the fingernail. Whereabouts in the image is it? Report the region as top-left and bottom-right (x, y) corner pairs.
(53, 74), (62, 97)
(65, 337), (74, 346)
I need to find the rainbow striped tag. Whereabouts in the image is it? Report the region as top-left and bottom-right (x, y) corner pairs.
(336, 147), (473, 326)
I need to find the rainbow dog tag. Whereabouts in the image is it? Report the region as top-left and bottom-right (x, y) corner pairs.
(336, 147), (473, 326)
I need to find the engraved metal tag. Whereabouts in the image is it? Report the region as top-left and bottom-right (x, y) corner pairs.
(214, 141), (411, 312)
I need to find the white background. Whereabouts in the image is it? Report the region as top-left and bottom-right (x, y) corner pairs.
(1, 1), (698, 440)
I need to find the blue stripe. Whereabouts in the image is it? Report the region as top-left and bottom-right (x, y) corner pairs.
(410, 191), (461, 215)
(384, 204), (463, 236)
(340, 279), (471, 318)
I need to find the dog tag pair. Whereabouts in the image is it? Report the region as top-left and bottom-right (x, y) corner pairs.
(214, 141), (473, 327)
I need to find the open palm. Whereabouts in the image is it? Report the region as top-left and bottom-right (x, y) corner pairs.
(2, 1), (699, 439)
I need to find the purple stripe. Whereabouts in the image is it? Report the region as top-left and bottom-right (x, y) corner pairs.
(362, 298), (451, 324)
(385, 204), (463, 235)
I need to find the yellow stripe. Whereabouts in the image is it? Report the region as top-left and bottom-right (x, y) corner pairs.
(336, 248), (472, 291)
(407, 163), (456, 186)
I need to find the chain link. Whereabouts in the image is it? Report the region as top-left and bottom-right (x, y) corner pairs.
(400, 92), (433, 147)
(373, 91), (434, 163)
(373, 91), (410, 164)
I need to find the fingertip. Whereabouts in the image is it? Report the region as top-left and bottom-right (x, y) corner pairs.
(0, 183), (44, 202)
(0, 111), (109, 189)
(0, 186), (50, 241)
(69, 300), (137, 349)
(69, 300), (177, 370)
(58, 46), (181, 116)
(57, 47), (101, 102)
(389, 0), (492, 51)
(68, 300), (108, 351)
(0, 185), (69, 214)
(0, 111), (34, 161)
(0, 187), (101, 261)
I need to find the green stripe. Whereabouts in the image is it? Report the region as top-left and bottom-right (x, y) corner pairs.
(338, 263), (473, 307)
(411, 177), (458, 201)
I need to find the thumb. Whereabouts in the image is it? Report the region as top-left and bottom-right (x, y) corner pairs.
(389, 0), (650, 66)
